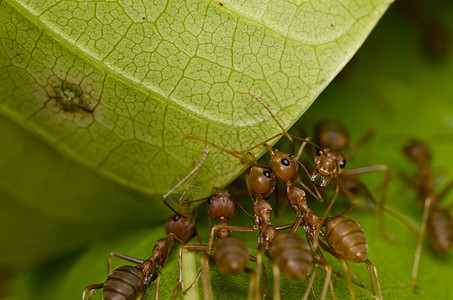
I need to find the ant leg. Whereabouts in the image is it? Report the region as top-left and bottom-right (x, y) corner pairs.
(155, 271), (162, 300)
(274, 183), (282, 218)
(345, 128), (375, 160)
(313, 172), (340, 250)
(437, 179), (453, 203)
(162, 147), (209, 215)
(183, 267), (202, 295)
(107, 252), (144, 274)
(171, 245), (207, 300)
(344, 165), (400, 241)
(82, 284), (103, 300)
(412, 196), (434, 291)
(171, 247), (185, 300)
(273, 263), (281, 300)
(89, 288), (96, 300)
(260, 260), (271, 300)
(244, 267), (258, 300)
(248, 92), (295, 154)
(297, 161), (324, 202)
(206, 224), (256, 254)
(295, 137), (310, 161)
(275, 223), (296, 231)
(254, 248), (263, 300)
(338, 178), (357, 215)
(321, 263), (333, 300)
(342, 165), (389, 208)
(366, 260), (383, 300)
(290, 212), (302, 233)
(249, 254), (271, 299)
(312, 250), (335, 300)
(200, 253), (214, 300)
(183, 133), (281, 160)
(339, 259), (355, 300)
(302, 263), (317, 300)
(346, 262), (365, 287)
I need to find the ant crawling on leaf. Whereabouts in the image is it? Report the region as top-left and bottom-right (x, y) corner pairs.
(402, 139), (453, 291)
(82, 149), (209, 300)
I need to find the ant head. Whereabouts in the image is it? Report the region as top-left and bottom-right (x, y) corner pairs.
(165, 214), (197, 244)
(340, 173), (363, 196)
(311, 149), (346, 187)
(315, 121), (349, 150)
(248, 166), (276, 199)
(206, 190), (237, 220)
(265, 145), (299, 183)
(254, 198), (272, 223)
(403, 139), (431, 166)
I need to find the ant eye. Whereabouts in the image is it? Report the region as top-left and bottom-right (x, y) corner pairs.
(281, 158), (290, 166)
(207, 197), (212, 204)
(340, 160), (347, 168)
(263, 170), (271, 178)
(316, 149), (323, 156)
(173, 215), (181, 221)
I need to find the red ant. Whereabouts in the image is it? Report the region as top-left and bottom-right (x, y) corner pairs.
(403, 139), (453, 291)
(82, 214), (198, 300)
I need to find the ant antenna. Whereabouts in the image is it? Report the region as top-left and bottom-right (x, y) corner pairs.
(248, 92), (295, 155)
(162, 147), (209, 215)
(182, 136), (255, 166)
(312, 162), (341, 250)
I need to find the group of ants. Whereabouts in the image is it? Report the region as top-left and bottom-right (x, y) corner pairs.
(82, 93), (453, 300)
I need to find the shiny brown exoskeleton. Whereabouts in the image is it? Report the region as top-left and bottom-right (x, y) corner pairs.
(83, 150), (207, 300)
(82, 214), (198, 300)
(403, 139), (453, 290)
(183, 93), (322, 234)
(181, 188), (253, 242)
(296, 203), (382, 300)
(246, 165), (334, 300)
(164, 150), (266, 300)
(270, 232), (333, 300)
(312, 121), (389, 217)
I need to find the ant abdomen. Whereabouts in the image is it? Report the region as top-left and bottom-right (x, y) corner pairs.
(102, 265), (145, 300)
(272, 232), (313, 280)
(428, 208), (453, 252)
(213, 238), (250, 275)
(315, 121), (349, 150)
(325, 216), (368, 263)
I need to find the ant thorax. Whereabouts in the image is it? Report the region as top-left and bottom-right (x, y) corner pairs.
(253, 197), (272, 226)
(286, 183), (308, 211)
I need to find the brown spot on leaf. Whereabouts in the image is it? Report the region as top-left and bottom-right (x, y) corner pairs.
(50, 81), (94, 113)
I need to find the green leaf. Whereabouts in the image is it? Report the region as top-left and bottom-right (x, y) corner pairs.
(10, 1), (453, 299)
(0, 0), (391, 267)
(0, 0), (391, 195)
